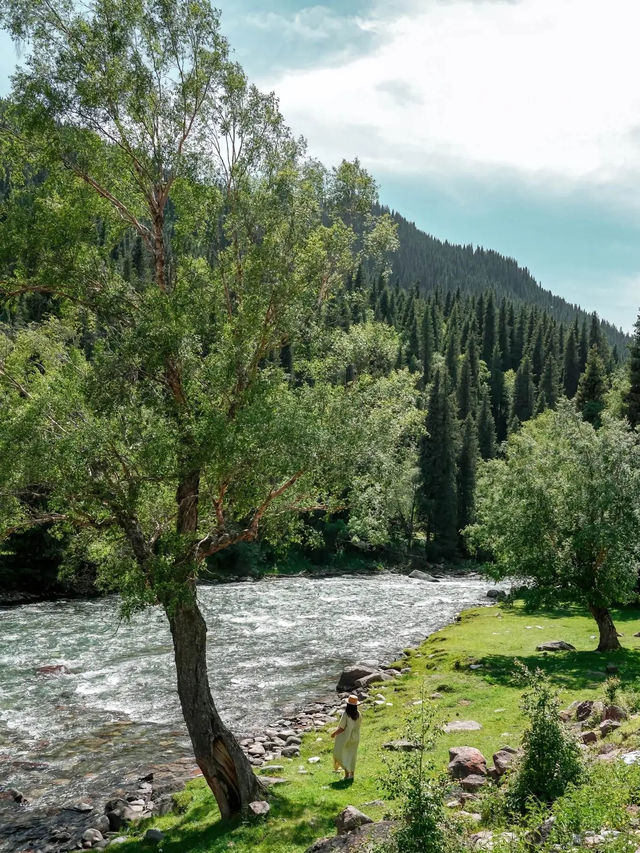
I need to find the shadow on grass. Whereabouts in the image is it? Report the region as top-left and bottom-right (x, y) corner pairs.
(134, 790), (341, 853)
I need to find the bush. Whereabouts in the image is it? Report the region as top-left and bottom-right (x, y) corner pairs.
(505, 665), (584, 813)
(604, 676), (622, 706)
(380, 696), (458, 853)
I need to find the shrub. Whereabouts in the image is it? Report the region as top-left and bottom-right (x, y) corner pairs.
(604, 676), (622, 706)
(380, 696), (457, 853)
(505, 664), (584, 813)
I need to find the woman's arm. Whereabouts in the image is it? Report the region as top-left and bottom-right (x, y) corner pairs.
(331, 727), (345, 739)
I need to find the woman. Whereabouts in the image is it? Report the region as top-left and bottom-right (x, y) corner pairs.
(331, 695), (362, 780)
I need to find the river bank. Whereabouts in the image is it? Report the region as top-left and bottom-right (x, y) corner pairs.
(108, 601), (640, 853)
(0, 573), (495, 852)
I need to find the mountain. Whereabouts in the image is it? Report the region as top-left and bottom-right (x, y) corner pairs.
(378, 206), (630, 352)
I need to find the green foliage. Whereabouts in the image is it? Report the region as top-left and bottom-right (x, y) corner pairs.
(624, 310), (640, 430)
(380, 698), (453, 853)
(604, 676), (621, 706)
(467, 405), (640, 638)
(505, 665), (583, 813)
(577, 344), (608, 427)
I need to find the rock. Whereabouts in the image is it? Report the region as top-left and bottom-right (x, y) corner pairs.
(382, 739), (420, 752)
(536, 641), (576, 652)
(492, 748), (517, 776)
(460, 774), (487, 792)
(248, 742), (266, 756)
(599, 719), (622, 737)
(308, 757), (321, 764)
(93, 815), (111, 834)
(354, 672), (392, 689)
(82, 829), (103, 845)
(444, 720), (482, 732)
(470, 830), (495, 850)
(36, 664), (70, 676)
(486, 589), (506, 601)
(448, 747), (487, 779)
(248, 800), (270, 817)
(258, 764), (284, 773)
(622, 751), (640, 764)
(260, 776), (288, 786)
(281, 745), (300, 757)
(527, 815), (555, 845)
(604, 704), (628, 722)
(408, 569), (439, 582)
(144, 829), (165, 843)
(581, 731), (598, 745)
(305, 821), (397, 852)
(336, 665), (379, 692)
(335, 806), (373, 835)
(430, 692), (443, 700)
(575, 700), (595, 721)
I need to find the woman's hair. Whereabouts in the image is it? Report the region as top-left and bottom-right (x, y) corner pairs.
(345, 702), (360, 720)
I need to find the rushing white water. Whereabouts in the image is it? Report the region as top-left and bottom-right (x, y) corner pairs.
(0, 573), (497, 813)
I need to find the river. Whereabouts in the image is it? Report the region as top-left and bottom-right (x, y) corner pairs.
(0, 572), (497, 837)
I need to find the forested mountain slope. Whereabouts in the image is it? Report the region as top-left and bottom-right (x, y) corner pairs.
(379, 206), (629, 352)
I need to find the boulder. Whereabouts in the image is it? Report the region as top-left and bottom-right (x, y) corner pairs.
(382, 739), (420, 752)
(248, 801), (270, 817)
(305, 821), (397, 852)
(486, 589), (506, 601)
(460, 774), (487, 793)
(144, 829), (166, 843)
(603, 704), (628, 722)
(81, 828), (103, 846)
(408, 570), (439, 582)
(354, 672), (392, 689)
(335, 806), (373, 835)
(492, 748), (517, 776)
(281, 745), (300, 757)
(581, 731), (598, 745)
(599, 719), (622, 737)
(536, 641), (576, 652)
(336, 665), (379, 692)
(444, 720), (482, 733)
(448, 747), (487, 779)
(36, 664), (70, 676)
(575, 700), (595, 721)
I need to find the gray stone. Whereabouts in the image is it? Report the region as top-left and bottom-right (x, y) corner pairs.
(382, 739), (420, 752)
(305, 821), (397, 852)
(460, 774), (487, 793)
(354, 672), (392, 689)
(486, 589), (506, 601)
(335, 806), (373, 835)
(144, 829), (165, 843)
(536, 641), (576, 652)
(492, 748), (516, 776)
(82, 829), (104, 845)
(603, 704), (628, 722)
(581, 731), (598, 745)
(408, 570), (439, 582)
(336, 665), (379, 692)
(599, 719), (622, 737)
(248, 800), (270, 817)
(444, 720), (482, 732)
(281, 745), (300, 757)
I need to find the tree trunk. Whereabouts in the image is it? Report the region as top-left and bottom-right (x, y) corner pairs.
(589, 604), (621, 652)
(167, 594), (264, 818)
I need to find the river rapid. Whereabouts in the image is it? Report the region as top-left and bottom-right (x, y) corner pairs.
(0, 572), (497, 832)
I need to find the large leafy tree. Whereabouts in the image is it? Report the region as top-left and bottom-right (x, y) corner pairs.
(0, 0), (402, 817)
(467, 405), (640, 652)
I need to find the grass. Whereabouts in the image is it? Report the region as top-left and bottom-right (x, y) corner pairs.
(114, 600), (640, 853)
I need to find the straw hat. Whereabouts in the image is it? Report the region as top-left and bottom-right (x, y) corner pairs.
(347, 695), (361, 706)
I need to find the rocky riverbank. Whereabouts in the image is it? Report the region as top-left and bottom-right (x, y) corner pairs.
(0, 653), (414, 852)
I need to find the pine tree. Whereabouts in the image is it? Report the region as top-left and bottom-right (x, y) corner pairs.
(528, 321), (545, 386)
(457, 413), (479, 535)
(445, 320), (460, 384)
(419, 367), (459, 559)
(539, 353), (559, 409)
(511, 355), (535, 424)
(466, 328), (480, 384)
(457, 355), (475, 419)
(498, 298), (511, 370)
(576, 345), (607, 428)
(562, 327), (580, 398)
(578, 319), (589, 373)
(421, 304), (435, 382)
(489, 344), (509, 442)
(624, 310), (640, 429)
(477, 386), (497, 460)
(482, 291), (497, 365)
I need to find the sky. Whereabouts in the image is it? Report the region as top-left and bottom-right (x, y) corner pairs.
(1, 0), (639, 331)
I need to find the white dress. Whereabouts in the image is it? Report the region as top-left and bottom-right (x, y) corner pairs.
(333, 711), (362, 773)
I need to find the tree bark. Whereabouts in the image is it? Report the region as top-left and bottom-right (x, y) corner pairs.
(167, 594), (264, 818)
(589, 604), (621, 652)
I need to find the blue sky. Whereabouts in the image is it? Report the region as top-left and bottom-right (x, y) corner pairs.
(2, 0), (639, 331)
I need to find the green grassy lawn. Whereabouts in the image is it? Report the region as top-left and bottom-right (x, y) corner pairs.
(115, 601), (640, 853)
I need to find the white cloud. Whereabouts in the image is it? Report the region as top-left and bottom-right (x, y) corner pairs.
(259, 0), (640, 195)
(244, 6), (364, 42)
